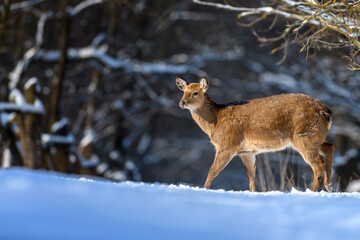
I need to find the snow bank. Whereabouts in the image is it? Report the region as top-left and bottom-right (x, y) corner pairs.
(0, 168), (359, 240)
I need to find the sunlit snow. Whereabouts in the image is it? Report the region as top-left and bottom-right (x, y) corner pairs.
(0, 168), (359, 240)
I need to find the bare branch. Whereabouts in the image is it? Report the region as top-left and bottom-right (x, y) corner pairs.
(193, 0), (360, 68)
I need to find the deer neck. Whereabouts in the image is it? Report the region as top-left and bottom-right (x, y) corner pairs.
(190, 94), (218, 135)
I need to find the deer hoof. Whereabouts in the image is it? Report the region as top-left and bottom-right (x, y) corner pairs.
(325, 183), (335, 193)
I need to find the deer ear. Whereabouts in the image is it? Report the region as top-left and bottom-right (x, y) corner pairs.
(199, 76), (208, 92)
(176, 76), (189, 91)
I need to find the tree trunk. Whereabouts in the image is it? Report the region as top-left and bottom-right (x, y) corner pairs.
(48, 0), (69, 129)
(0, 124), (23, 167)
(0, 0), (11, 49)
(107, 1), (117, 37)
(18, 84), (39, 168)
(79, 68), (99, 176)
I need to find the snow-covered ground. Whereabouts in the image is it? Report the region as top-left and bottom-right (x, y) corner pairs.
(0, 168), (359, 240)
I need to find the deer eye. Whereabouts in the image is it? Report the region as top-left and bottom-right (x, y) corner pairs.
(193, 92), (198, 96)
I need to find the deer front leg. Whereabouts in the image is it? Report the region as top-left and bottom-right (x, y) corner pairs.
(203, 150), (234, 189)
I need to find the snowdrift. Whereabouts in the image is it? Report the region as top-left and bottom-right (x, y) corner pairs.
(0, 168), (359, 240)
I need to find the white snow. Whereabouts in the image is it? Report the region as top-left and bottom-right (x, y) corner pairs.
(0, 112), (9, 127)
(24, 77), (41, 93)
(334, 148), (359, 165)
(1, 87), (45, 114)
(41, 133), (75, 145)
(0, 102), (45, 115)
(259, 72), (298, 89)
(33, 98), (45, 111)
(9, 88), (26, 105)
(50, 118), (69, 133)
(0, 0), (45, 12)
(347, 180), (360, 192)
(68, 0), (104, 16)
(1, 149), (11, 167)
(80, 129), (95, 148)
(0, 167), (359, 240)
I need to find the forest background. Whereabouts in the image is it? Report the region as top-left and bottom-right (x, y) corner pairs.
(1, 0), (360, 192)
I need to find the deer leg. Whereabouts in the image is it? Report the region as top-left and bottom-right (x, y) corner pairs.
(239, 153), (256, 191)
(293, 135), (325, 192)
(309, 155), (326, 192)
(203, 150), (234, 189)
(298, 151), (325, 192)
(320, 142), (335, 192)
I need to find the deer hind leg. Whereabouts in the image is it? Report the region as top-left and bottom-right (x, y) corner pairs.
(239, 153), (256, 192)
(203, 150), (234, 189)
(293, 136), (325, 192)
(308, 155), (325, 192)
(320, 142), (335, 192)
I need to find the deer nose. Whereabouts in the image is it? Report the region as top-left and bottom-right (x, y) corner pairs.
(179, 101), (186, 108)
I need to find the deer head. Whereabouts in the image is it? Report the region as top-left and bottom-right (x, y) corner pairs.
(176, 76), (209, 111)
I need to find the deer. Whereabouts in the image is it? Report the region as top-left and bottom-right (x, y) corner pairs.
(176, 76), (335, 192)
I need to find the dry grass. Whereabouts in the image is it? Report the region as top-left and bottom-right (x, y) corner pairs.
(255, 150), (316, 192)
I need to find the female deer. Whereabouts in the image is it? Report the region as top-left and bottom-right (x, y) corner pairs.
(176, 76), (335, 192)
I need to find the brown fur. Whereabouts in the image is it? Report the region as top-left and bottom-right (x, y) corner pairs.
(176, 76), (335, 192)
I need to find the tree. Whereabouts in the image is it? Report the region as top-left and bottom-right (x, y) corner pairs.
(193, 0), (360, 69)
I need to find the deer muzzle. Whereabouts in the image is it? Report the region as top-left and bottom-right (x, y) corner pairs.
(179, 101), (186, 109)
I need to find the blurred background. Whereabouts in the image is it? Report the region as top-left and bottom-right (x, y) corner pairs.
(0, 0), (359, 192)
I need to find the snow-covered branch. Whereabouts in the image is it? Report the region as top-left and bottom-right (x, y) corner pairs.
(41, 133), (75, 146)
(193, 0), (318, 23)
(9, 32), (244, 78)
(0, 0), (45, 12)
(0, 83), (44, 115)
(0, 102), (44, 115)
(0, 0), (104, 14)
(8, 11), (51, 89)
(37, 45), (243, 74)
(68, 0), (106, 17)
(8, 0), (109, 89)
(193, 0), (360, 68)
